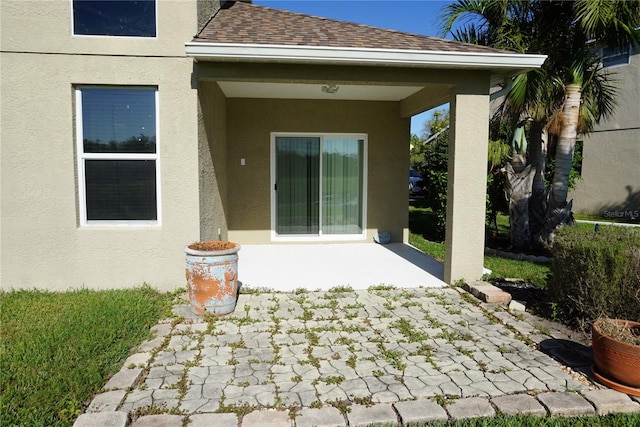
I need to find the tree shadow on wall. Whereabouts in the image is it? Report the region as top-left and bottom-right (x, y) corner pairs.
(593, 186), (640, 222)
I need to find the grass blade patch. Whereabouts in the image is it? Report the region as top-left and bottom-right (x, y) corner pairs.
(0, 286), (173, 427)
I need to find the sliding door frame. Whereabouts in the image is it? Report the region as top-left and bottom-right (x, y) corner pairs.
(270, 132), (368, 242)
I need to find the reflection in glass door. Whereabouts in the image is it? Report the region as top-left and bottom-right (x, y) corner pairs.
(275, 137), (320, 235)
(275, 135), (364, 237)
(322, 138), (364, 234)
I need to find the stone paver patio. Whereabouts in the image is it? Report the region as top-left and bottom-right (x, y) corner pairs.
(76, 286), (640, 426)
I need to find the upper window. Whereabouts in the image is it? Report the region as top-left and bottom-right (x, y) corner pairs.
(76, 87), (160, 224)
(73, 0), (156, 37)
(602, 45), (630, 68)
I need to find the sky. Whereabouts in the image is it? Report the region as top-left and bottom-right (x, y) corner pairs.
(254, 0), (455, 136)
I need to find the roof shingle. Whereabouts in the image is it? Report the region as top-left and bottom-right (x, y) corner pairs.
(195, 1), (510, 55)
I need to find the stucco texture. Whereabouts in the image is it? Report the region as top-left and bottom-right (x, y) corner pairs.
(1, 0), (197, 57)
(570, 50), (640, 218)
(1, 0), (203, 290)
(1, 58), (199, 292)
(198, 81), (229, 241)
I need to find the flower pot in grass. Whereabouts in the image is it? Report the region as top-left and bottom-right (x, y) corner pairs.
(184, 241), (240, 316)
(591, 318), (640, 396)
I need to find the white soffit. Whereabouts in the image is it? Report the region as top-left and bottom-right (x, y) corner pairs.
(218, 81), (424, 100)
(185, 42), (547, 71)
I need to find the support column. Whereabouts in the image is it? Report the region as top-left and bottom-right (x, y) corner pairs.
(444, 77), (490, 284)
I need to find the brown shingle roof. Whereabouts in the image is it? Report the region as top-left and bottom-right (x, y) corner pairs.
(195, 1), (510, 55)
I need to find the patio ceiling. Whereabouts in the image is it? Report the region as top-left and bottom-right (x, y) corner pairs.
(216, 81), (424, 101)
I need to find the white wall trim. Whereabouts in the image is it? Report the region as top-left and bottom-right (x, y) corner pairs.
(186, 42), (547, 70)
(75, 86), (161, 227)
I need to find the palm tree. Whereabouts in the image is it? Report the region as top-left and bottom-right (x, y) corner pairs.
(440, 0), (639, 249)
(539, 0), (639, 240)
(547, 0), (639, 213)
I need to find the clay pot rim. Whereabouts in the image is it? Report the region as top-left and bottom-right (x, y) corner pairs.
(184, 241), (241, 256)
(592, 318), (640, 345)
(593, 318), (640, 328)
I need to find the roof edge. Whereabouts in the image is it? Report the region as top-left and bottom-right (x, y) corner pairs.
(185, 42), (547, 70)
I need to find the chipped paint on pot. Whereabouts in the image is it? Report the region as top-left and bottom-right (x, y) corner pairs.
(185, 242), (240, 316)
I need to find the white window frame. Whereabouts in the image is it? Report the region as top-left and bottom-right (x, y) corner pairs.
(70, 0), (158, 39)
(601, 44), (631, 68)
(270, 132), (368, 242)
(75, 86), (161, 227)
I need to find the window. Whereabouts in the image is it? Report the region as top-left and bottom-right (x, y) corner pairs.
(76, 87), (160, 224)
(272, 134), (367, 240)
(73, 0), (156, 37)
(602, 45), (630, 68)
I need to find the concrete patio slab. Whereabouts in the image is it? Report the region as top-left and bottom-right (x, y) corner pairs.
(238, 243), (447, 291)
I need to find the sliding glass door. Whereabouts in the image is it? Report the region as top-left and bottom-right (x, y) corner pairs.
(274, 135), (365, 238)
(275, 137), (320, 235)
(322, 138), (364, 234)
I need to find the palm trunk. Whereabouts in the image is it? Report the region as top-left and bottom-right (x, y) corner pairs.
(505, 162), (535, 250)
(540, 84), (581, 243)
(549, 84), (581, 211)
(528, 120), (548, 245)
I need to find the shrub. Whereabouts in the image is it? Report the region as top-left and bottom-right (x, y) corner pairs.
(423, 169), (448, 240)
(548, 225), (640, 329)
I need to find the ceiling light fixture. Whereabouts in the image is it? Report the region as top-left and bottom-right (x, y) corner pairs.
(321, 84), (339, 94)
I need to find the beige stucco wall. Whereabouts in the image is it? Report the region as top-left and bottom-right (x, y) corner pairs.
(1, 1), (201, 290)
(224, 98), (409, 244)
(444, 77), (491, 284)
(570, 49), (640, 218)
(1, 0), (198, 57)
(198, 82), (229, 241)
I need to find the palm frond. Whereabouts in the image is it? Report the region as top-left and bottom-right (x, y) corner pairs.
(569, 61), (585, 87)
(438, 0), (489, 39)
(451, 25), (483, 44)
(574, 0), (640, 48)
(580, 61), (618, 128)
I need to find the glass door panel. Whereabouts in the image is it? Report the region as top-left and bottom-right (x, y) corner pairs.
(275, 137), (320, 235)
(322, 139), (364, 234)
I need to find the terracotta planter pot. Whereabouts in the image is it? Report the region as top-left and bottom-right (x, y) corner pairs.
(591, 318), (640, 396)
(184, 241), (240, 316)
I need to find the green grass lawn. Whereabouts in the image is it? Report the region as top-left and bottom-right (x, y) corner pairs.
(424, 413), (640, 427)
(0, 286), (174, 427)
(410, 232), (550, 288)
